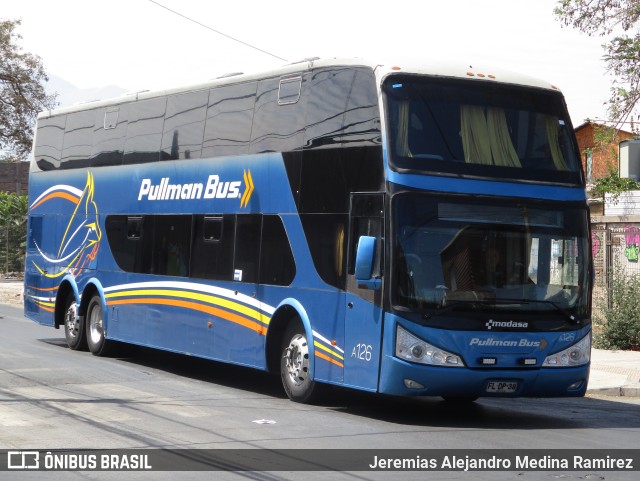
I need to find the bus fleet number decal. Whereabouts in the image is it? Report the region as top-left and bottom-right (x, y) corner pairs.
(351, 344), (373, 362)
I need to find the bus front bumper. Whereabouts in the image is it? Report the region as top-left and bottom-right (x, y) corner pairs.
(378, 355), (590, 398)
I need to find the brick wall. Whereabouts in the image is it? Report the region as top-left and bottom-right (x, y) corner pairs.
(0, 162), (29, 195)
(575, 122), (635, 184)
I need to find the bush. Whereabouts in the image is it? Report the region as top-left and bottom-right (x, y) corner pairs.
(594, 268), (640, 350)
(0, 191), (27, 274)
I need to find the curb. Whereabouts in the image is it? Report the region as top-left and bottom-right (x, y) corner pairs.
(588, 386), (640, 398)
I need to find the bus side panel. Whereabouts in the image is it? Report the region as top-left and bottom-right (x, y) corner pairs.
(343, 293), (384, 392)
(103, 275), (269, 368)
(25, 170), (101, 325)
(277, 213), (347, 385)
(299, 290), (346, 385)
(24, 213), (60, 326)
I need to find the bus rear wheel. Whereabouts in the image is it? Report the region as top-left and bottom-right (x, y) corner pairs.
(280, 323), (321, 403)
(63, 295), (87, 351)
(86, 295), (112, 356)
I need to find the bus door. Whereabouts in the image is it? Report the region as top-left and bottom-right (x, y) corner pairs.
(344, 193), (385, 390)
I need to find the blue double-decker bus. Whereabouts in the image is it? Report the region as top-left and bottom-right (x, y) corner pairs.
(25, 58), (592, 403)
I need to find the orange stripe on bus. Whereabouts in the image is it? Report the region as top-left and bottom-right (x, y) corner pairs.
(28, 285), (59, 292)
(35, 303), (55, 313)
(32, 192), (80, 210)
(107, 297), (267, 335)
(315, 349), (344, 368)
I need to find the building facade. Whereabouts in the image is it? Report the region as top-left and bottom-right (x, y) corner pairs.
(574, 121), (635, 185)
(0, 161), (29, 194)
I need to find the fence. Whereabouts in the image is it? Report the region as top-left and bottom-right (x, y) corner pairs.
(591, 215), (640, 312)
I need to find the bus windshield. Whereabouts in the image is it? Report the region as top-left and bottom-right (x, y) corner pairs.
(383, 76), (582, 185)
(392, 194), (591, 325)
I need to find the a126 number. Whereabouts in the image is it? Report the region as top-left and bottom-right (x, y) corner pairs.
(351, 343), (372, 362)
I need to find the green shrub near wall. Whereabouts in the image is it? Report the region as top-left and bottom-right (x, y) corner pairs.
(594, 266), (640, 350)
(0, 192), (27, 275)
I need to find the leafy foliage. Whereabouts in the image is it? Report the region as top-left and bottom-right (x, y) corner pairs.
(1, 19), (57, 160)
(0, 191), (28, 274)
(555, 1), (640, 130)
(594, 265), (640, 349)
(589, 168), (640, 200)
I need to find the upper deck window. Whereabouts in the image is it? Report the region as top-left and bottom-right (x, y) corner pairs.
(383, 76), (582, 185)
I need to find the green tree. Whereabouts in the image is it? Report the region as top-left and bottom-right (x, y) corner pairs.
(0, 191), (28, 274)
(555, 0), (640, 130)
(1, 18), (57, 160)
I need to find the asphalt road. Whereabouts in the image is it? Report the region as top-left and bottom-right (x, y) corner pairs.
(2, 303), (640, 480)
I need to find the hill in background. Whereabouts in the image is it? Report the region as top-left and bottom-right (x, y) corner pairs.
(46, 74), (128, 109)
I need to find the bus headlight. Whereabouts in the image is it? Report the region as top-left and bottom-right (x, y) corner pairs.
(396, 326), (464, 367)
(542, 333), (591, 367)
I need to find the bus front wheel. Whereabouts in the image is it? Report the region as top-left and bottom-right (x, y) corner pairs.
(280, 323), (320, 403)
(86, 295), (112, 356)
(63, 295), (87, 351)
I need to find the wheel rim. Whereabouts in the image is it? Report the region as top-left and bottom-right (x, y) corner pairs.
(64, 301), (80, 340)
(283, 334), (310, 386)
(88, 303), (104, 345)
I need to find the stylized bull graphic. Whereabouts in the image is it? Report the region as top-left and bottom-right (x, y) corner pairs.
(32, 172), (101, 278)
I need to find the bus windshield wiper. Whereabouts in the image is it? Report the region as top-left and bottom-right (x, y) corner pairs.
(422, 299), (493, 320)
(493, 298), (583, 325)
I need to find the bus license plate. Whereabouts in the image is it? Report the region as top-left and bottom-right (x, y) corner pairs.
(486, 381), (518, 393)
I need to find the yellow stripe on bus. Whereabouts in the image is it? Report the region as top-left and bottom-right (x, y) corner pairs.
(105, 289), (270, 325)
(313, 340), (344, 361)
(107, 297), (267, 335)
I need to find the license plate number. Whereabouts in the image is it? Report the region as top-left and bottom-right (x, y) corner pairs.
(486, 381), (518, 393)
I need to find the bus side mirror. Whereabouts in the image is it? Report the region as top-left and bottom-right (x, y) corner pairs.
(355, 235), (381, 290)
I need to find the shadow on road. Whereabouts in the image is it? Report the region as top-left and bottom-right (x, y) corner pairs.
(39, 336), (640, 431)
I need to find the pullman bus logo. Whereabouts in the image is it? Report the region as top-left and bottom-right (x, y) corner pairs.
(137, 170), (254, 208)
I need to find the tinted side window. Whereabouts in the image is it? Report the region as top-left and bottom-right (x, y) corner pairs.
(342, 68), (381, 147)
(190, 214), (235, 280)
(60, 110), (94, 169)
(250, 75), (306, 153)
(304, 67), (354, 150)
(107, 213), (296, 286)
(161, 90), (208, 160)
(91, 105), (128, 167)
(300, 214), (347, 288)
(34, 115), (66, 170)
(124, 97), (166, 164)
(234, 215), (261, 283)
(107, 215), (192, 276)
(260, 215), (296, 285)
(106, 215), (152, 273)
(202, 82), (256, 158)
(150, 215), (192, 276)
(348, 194), (384, 275)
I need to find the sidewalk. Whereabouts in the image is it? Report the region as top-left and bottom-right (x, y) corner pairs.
(589, 348), (640, 397)
(2, 280), (639, 397)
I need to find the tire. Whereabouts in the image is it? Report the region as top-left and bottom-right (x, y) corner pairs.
(63, 294), (87, 351)
(86, 295), (112, 356)
(280, 323), (321, 403)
